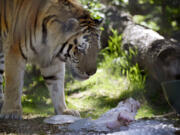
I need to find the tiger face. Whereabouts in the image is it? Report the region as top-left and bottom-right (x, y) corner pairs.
(67, 29), (101, 80)
(56, 22), (102, 80)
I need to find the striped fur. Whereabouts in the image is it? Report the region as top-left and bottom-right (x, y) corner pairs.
(0, 41), (4, 110)
(0, 0), (102, 119)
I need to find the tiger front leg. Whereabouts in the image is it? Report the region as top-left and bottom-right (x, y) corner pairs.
(41, 59), (80, 117)
(0, 46), (5, 111)
(0, 49), (25, 120)
(0, 55), (4, 111)
(0, 85), (4, 111)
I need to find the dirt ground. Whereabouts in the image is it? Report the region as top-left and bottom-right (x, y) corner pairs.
(0, 117), (60, 134)
(0, 116), (102, 135)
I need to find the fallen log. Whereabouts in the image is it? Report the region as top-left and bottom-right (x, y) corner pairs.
(102, 6), (180, 82)
(122, 19), (180, 82)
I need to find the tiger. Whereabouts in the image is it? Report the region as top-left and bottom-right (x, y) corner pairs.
(0, 0), (102, 119)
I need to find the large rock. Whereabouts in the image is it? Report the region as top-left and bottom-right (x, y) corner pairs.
(108, 119), (178, 135)
(44, 115), (81, 125)
(43, 98), (180, 134)
(44, 98), (140, 132)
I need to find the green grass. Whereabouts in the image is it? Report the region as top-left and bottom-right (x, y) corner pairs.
(22, 65), (171, 119)
(65, 64), (170, 119)
(65, 68), (128, 118)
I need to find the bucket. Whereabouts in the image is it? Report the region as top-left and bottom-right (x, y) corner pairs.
(161, 80), (180, 114)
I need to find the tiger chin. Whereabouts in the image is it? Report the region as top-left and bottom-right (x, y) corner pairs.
(0, 0), (102, 120)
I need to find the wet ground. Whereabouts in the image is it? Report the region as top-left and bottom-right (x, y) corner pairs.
(0, 116), (180, 135)
(0, 117), (60, 134)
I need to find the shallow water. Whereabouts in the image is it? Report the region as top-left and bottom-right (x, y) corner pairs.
(109, 119), (180, 135)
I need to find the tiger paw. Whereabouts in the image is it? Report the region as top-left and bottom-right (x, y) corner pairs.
(0, 113), (22, 120)
(0, 94), (4, 111)
(63, 109), (80, 117)
(0, 107), (22, 120)
(0, 102), (3, 112)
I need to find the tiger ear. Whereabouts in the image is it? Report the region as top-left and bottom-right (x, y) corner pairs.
(93, 18), (104, 26)
(63, 18), (79, 33)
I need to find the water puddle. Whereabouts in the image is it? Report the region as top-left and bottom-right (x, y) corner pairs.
(109, 118), (180, 135)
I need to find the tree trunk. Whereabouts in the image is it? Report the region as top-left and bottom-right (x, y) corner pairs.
(102, 6), (180, 82)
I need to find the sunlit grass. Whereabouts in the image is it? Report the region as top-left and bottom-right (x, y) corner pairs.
(22, 65), (171, 119)
(65, 67), (171, 119)
(65, 68), (128, 118)
(65, 66), (153, 119)
(23, 106), (53, 117)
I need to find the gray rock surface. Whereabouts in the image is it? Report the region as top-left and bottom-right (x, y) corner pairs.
(68, 118), (110, 132)
(108, 119), (179, 135)
(44, 115), (81, 125)
(44, 98), (180, 135)
(56, 119), (179, 135)
(45, 98), (140, 131)
(94, 98), (140, 129)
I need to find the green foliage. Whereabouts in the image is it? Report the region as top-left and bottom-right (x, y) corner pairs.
(80, 0), (105, 19)
(102, 29), (123, 58)
(133, 15), (160, 31)
(111, 0), (128, 6)
(126, 64), (146, 84)
(136, 0), (180, 35)
(111, 0), (180, 36)
(101, 29), (146, 88)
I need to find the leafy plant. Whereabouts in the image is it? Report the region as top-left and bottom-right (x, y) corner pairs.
(101, 29), (146, 88)
(102, 29), (123, 58)
(80, 0), (105, 19)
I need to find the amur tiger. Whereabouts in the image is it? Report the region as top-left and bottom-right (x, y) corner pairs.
(0, 0), (102, 119)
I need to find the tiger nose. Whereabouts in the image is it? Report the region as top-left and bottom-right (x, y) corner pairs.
(86, 68), (97, 76)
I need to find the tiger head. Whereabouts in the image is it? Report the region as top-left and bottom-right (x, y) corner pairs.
(57, 18), (102, 80)
(46, 0), (103, 80)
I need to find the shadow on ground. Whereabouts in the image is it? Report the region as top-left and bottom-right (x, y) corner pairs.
(0, 117), (60, 134)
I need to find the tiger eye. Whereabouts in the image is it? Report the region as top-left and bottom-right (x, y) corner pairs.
(74, 39), (77, 45)
(83, 35), (89, 42)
